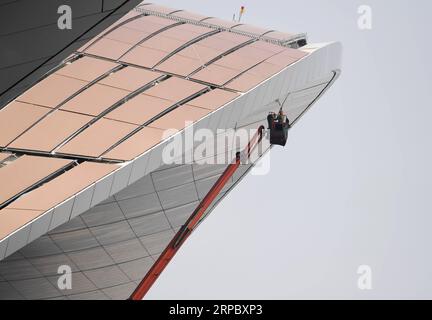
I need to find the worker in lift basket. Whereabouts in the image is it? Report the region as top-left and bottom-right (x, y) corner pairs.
(277, 109), (287, 124)
(267, 110), (290, 146)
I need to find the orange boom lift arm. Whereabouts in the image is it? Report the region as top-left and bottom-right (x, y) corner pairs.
(130, 125), (265, 300)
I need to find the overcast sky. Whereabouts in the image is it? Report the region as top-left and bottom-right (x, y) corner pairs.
(146, 0), (432, 299)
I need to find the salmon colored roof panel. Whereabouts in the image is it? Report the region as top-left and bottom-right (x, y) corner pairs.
(149, 105), (210, 131)
(157, 32), (252, 76)
(104, 94), (173, 125)
(103, 127), (165, 161)
(239, 43), (282, 60)
(59, 83), (129, 116)
(89, 11), (142, 43)
(156, 54), (203, 77)
(124, 14), (179, 32)
(17, 74), (88, 108)
(247, 61), (286, 78)
(0, 155), (73, 206)
(84, 38), (133, 60)
(57, 118), (138, 158)
(185, 89), (239, 111)
(7, 162), (119, 211)
(121, 45), (168, 68)
(98, 66), (162, 92)
(107, 10), (143, 31)
(224, 73), (264, 93)
(266, 48), (308, 65)
(176, 43), (221, 62)
(140, 35), (184, 55)
(171, 10), (209, 21)
(224, 61), (286, 92)
(214, 52), (262, 72)
(0, 102), (51, 147)
(213, 44), (278, 72)
(104, 25), (151, 45)
(162, 23), (212, 41)
(123, 37), (212, 70)
(137, 25), (214, 65)
(9, 110), (93, 152)
(55, 56), (119, 82)
(249, 40), (286, 54)
(191, 64), (240, 86)
(0, 209), (44, 241)
(144, 77), (207, 102)
(194, 31), (250, 51)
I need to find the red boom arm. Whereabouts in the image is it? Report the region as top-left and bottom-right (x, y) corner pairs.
(129, 126), (265, 300)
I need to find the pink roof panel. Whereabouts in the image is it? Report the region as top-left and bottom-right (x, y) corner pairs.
(186, 89), (239, 111)
(266, 48), (308, 66)
(0, 209), (44, 241)
(17, 74), (88, 108)
(104, 25), (151, 45)
(196, 31), (250, 51)
(150, 105), (210, 131)
(7, 162), (119, 211)
(144, 77), (206, 102)
(0, 155), (73, 206)
(55, 56), (118, 82)
(84, 38), (133, 60)
(59, 84), (129, 116)
(9, 110), (93, 152)
(224, 73), (264, 93)
(121, 45), (168, 68)
(104, 94), (173, 125)
(157, 32), (251, 76)
(249, 40), (286, 54)
(156, 54), (203, 77)
(124, 14), (179, 32)
(57, 118), (138, 158)
(98, 67), (162, 92)
(191, 64), (240, 86)
(0, 102), (51, 147)
(103, 127), (165, 161)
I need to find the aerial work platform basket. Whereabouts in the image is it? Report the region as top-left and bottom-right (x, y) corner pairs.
(267, 111), (290, 146)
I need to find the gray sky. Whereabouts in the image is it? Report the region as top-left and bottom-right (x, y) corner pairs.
(146, 0), (432, 299)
